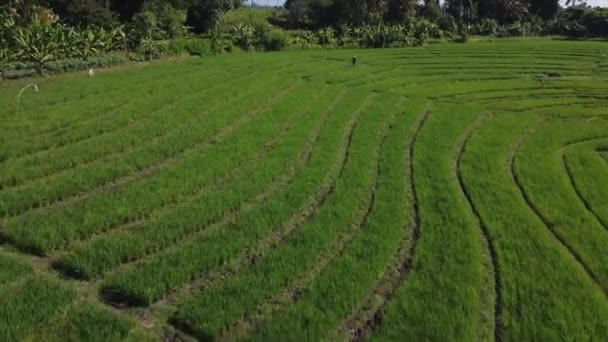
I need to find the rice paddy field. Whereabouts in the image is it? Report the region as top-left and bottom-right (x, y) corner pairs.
(0, 39), (607, 341)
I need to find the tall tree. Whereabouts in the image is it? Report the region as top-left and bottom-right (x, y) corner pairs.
(421, 0), (441, 21)
(186, 0), (234, 33)
(530, 0), (558, 19)
(47, 0), (115, 26)
(109, 0), (146, 21)
(285, 0), (311, 27)
(477, 0), (500, 19)
(386, 0), (418, 23)
(499, 0), (529, 22)
(446, 0), (477, 22)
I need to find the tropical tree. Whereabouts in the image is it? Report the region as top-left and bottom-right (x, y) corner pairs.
(186, 0), (235, 33)
(47, 0), (116, 27)
(478, 0), (501, 20)
(386, 0), (418, 23)
(139, 33), (163, 60)
(530, 0), (558, 20)
(13, 23), (61, 73)
(317, 27), (335, 45)
(499, 0), (530, 23)
(231, 23), (255, 49)
(285, 0), (310, 27)
(446, 0), (477, 23)
(421, 0), (442, 21)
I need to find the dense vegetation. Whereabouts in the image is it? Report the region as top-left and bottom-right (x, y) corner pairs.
(1, 0), (607, 80)
(0, 39), (607, 340)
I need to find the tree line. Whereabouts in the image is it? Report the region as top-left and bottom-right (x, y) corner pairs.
(0, 0), (243, 32)
(0, 0), (606, 80)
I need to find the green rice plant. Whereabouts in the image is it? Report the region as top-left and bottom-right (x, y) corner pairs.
(0, 39), (607, 341)
(239, 99), (427, 341)
(169, 92), (398, 338)
(0, 68), (284, 218)
(1, 76), (296, 254)
(28, 302), (134, 342)
(52, 81), (324, 279)
(450, 113), (608, 340)
(564, 140), (608, 228)
(369, 104), (486, 340)
(97, 85), (361, 304)
(0, 253), (31, 286)
(515, 119), (608, 293)
(0, 276), (75, 341)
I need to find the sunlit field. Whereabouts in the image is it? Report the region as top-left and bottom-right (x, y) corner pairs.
(1, 39), (607, 341)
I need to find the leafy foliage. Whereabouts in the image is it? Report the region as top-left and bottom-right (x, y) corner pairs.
(186, 0), (236, 33)
(139, 34), (164, 60)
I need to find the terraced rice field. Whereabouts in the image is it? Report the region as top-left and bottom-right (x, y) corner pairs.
(1, 39), (607, 341)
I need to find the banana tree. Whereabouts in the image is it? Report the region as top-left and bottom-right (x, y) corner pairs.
(231, 24), (255, 49)
(74, 29), (100, 60)
(140, 34), (163, 61)
(208, 29), (227, 54)
(13, 24), (60, 74)
(317, 27), (335, 46)
(109, 26), (128, 53)
(351, 27), (363, 46)
(337, 23), (353, 45)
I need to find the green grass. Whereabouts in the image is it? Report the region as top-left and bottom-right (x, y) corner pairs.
(0, 276), (75, 341)
(27, 302), (134, 342)
(0, 253), (31, 286)
(1, 39), (607, 340)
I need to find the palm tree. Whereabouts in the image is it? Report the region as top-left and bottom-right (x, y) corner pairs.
(499, 0), (530, 23)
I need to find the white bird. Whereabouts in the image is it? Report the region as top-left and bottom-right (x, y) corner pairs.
(16, 83), (39, 113)
(89, 68), (95, 77)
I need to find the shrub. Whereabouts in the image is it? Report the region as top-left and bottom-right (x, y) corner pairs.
(477, 18), (499, 36)
(260, 29), (289, 51)
(38, 55), (126, 74)
(585, 9), (608, 37)
(12, 23), (62, 73)
(290, 30), (316, 49)
(2, 68), (36, 79)
(454, 24), (470, 43)
(219, 8), (275, 31)
(186, 0), (236, 34)
(167, 38), (212, 56)
(317, 27), (336, 47)
(231, 23), (256, 50)
(411, 19), (438, 46)
(138, 1), (188, 39)
(138, 35), (164, 60)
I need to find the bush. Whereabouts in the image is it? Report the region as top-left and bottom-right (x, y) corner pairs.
(230, 23), (256, 50)
(477, 18), (499, 36)
(316, 27), (336, 47)
(550, 8), (608, 38)
(260, 29), (289, 51)
(219, 8), (275, 31)
(454, 24), (470, 43)
(411, 19), (439, 45)
(43, 55), (126, 73)
(167, 38), (212, 56)
(585, 9), (608, 37)
(138, 36), (164, 60)
(1, 54), (126, 79)
(186, 0), (236, 34)
(2, 68), (36, 79)
(138, 1), (188, 39)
